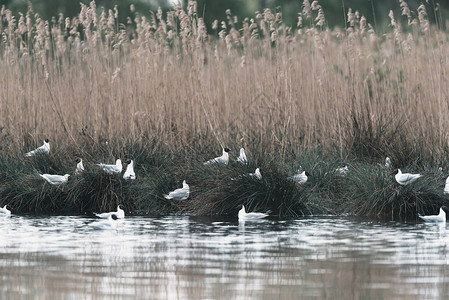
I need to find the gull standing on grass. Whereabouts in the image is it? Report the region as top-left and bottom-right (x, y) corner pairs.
(39, 173), (70, 185)
(231, 168), (262, 181)
(97, 159), (122, 174)
(336, 163), (349, 175)
(418, 206), (448, 223)
(238, 205), (269, 221)
(89, 214), (119, 230)
(237, 148), (248, 165)
(385, 157), (392, 168)
(0, 205), (11, 215)
(94, 204), (125, 219)
(164, 180), (190, 201)
(249, 168), (262, 180)
(123, 159), (136, 180)
(25, 139), (50, 156)
(75, 158), (85, 174)
(204, 148), (231, 165)
(444, 176), (449, 194)
(289, 170), (311, 184)
(392, 169), (422, 185)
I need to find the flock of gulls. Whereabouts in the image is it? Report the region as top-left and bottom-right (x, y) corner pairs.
(1, 140), (449, 226)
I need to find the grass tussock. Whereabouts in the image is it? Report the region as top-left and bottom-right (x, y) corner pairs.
(342, 164), (447, 220)
(1, 1), (449, 219)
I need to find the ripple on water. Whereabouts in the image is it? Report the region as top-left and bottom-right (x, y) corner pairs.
(1, 215), (449, 299)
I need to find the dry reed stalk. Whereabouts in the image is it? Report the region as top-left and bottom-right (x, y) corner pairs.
(0, 1), (447, 160)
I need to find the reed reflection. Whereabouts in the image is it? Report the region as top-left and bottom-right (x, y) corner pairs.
(0, 216), (449, 299)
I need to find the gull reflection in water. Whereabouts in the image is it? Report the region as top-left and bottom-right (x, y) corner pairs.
(0, 216), (448, 299)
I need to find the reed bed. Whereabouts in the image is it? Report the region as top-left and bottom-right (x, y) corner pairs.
(0, 1), (449, 219)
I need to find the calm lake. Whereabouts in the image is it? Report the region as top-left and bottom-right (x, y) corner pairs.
(1, 215), (448, 299)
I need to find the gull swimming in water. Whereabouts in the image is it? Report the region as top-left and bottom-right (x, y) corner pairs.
(123, 159), (136, 180)
(237, 148), (248, 165)
(94, 204), (125, 219)
(25, 139), (50, 156)
(75, 158), (85, 174)
(238, 205), (269, 221)
(164, 180), (190, 201)
(392, 169), (422, 185)
(0, 205), (11, 215)
(39, 173), (70, 185)
(89, 214), (119, 230)
(204, 148), (231, 165)
(385, 157), (392, 168)
(97, 159), (122, 174)
(418, 206), (448, 223)
(289, 170), (311, 184)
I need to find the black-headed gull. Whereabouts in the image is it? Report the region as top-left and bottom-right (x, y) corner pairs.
(444, 176), (449, 194)
(289, 170), (311, 184)
(97, 159), (122, 174)
(75, 158), (85, 174)
(418, 206), (448, 223)
(336, 163), (349, 175)
(89, 214), (119, 230)
(94, 204), (125, 219)
(25, 139), (50, 156)
(249, 168), (262, 180)
(164, 180), (190, 200)
(123, 159), (136, 180)
(0, 205), (11, 215)
(237, 148), (248, 165)
(385, 157), (392, 168)
(238, 204), (269, 221)
(39, 173), (70, 185)
(392, 169), (422, 185)
(204, 148), (231, 165)
(231, 168), (262, 181)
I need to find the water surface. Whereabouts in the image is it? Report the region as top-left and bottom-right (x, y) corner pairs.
(1, 215), (449, 299)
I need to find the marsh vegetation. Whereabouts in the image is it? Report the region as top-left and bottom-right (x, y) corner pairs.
(0, 1), (448, 218)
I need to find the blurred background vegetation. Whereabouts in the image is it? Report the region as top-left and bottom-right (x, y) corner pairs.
(2, 0), (448, 31)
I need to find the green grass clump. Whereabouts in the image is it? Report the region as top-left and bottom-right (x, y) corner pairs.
(341, 164), (449, 220)
(1, 137), (449, 220)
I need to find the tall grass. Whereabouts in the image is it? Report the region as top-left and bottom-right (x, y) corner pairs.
(0, 1), (449, 218)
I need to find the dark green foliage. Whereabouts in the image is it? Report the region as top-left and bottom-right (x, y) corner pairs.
(342, 163), (449, 220)
(183, 159), (311, 218)
(1, 134), (449, 220)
